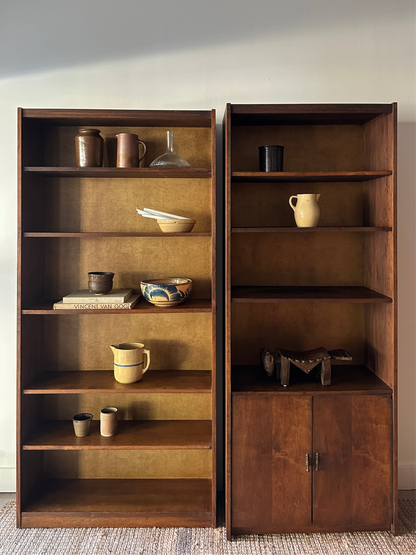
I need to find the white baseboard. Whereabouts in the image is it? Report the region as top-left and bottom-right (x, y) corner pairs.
(399, 465), (416, 490)
(0, 468), (16, 493)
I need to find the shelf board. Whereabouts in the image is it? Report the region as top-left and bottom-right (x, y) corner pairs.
(230, 104), (393, 125)
(232, 365), (393, 395)
(24, 420), (212, 450)
(24, 167), (211, 179)
(22, 108), (213, 127)
(21, 478), (212, 528)
(231, 286), (392, 303)
(24, 370), (211, 394)
(232, 226), (392, 233)
(23, 231), (211, 238)
(231, 171), (392, 183)
(22, 298), (212, 314)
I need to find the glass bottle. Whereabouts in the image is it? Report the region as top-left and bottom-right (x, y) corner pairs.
(150, 131), (190, 168)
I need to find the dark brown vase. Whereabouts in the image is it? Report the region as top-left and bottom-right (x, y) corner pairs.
(75, 128), (104, 167)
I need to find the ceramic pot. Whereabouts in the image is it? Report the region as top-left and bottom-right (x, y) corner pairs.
(75, 128), (104, 167)
(88, 272), (114, 294)
(289, 194), (321, 227)
(116, 133), (147, 168)
(100, 407), (118, 437)
(259, 145), (284, 172)
(72, 413), (93, 437)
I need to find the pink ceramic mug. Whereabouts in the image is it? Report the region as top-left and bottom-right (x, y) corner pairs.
(116, 133), (147, 168)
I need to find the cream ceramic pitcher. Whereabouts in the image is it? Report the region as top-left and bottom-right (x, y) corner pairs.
(110, 342), (150, 384)
(289, 193), (321, 227)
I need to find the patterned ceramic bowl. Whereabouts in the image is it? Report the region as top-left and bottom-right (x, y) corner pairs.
(140, 278), (192, 307)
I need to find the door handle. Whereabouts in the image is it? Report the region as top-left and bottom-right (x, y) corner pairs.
(315, 452), (319, 471)
(306, 453), (310, 472)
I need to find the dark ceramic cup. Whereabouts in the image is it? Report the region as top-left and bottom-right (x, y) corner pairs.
(88, 272), (115, 294)
(259, 145), (284, 172)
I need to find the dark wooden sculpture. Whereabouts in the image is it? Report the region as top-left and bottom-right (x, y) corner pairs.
(260, 347), (352, 386)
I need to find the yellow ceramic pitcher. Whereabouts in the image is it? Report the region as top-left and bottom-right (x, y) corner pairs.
(289, 193), (321, 227)
(110, 342), (150, 384)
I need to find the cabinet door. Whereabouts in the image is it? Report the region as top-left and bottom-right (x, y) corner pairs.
(232, 396), (312, 534)
(313, 395), (392, 530)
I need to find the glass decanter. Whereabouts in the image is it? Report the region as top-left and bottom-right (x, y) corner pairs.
(150, 131), (190, 168)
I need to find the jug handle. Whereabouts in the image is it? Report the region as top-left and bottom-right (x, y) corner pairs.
(143, 349), (151, 374)
(137, 140), (147, 163)
(289, 195), (298, 212)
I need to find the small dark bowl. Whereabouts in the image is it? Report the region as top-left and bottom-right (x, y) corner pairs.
(88, 272), (115, 294)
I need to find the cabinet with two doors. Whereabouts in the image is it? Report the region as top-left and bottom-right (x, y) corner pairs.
(232, 392), (392, 535)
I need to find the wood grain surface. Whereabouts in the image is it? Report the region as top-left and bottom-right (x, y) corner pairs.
(312, 395), (392, 530)
(232, 396), (312, 533)
(24, 420), (212, 450)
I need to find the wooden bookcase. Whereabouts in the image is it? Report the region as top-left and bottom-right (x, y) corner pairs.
(17, 109), (217, 528)
(224, 104), (397, 538)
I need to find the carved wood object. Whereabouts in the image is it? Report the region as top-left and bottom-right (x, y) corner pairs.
(261, 347), (352, 387)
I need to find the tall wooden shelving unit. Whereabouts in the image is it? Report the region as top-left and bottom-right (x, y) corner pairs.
(17, 108), (216, 528)
(224, 104), (397, 538)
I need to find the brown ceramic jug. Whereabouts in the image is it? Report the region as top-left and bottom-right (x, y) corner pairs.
(116, 133), (147, 168)
(75, 128), (104, 167)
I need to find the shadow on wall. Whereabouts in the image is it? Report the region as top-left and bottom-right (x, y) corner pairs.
(0, 0), (413, 77)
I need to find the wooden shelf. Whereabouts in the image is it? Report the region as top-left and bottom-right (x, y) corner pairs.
(24, 167), (211, 179)
(22, 298), (212, 314)
(225, 103), (397, 537)
(231, 171), (391, 183)
(22, 108), (213, 127)
(24, 370), (211, 394)
(232, 227), (392, 233)
(231, 286), (392, 303)
(232, 365), (393, 395)
(24, 420), (212, 450)
(24, 231), (211, 238)
(18, 107), (217, 529)
(21, 478), (212, 528)
(230, 104), (393, 125)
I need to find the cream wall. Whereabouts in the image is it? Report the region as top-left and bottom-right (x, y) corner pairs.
(0, 0), (415, 491)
